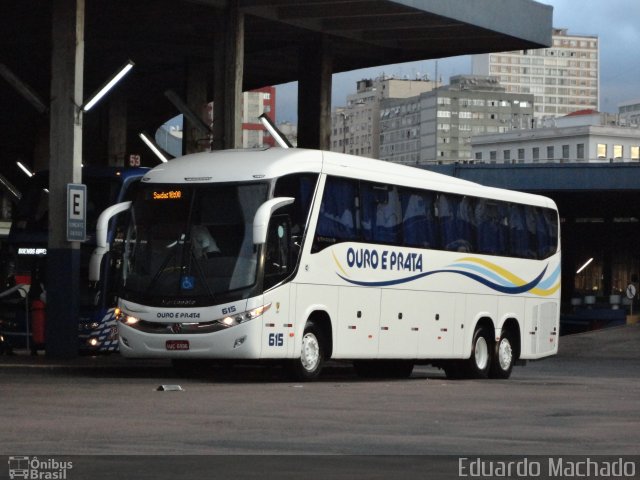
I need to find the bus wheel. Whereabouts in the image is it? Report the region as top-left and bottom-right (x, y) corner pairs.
(465, 326), (492, 379)
(489, 333), (514, 379)
(288, 321), (324, 381)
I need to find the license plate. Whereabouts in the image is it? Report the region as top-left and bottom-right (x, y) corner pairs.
(166, 340), (190, 351)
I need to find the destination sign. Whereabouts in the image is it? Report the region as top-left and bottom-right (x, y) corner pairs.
(152, 190), (183, 200)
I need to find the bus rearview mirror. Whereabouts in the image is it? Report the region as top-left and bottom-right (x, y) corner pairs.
(89, 201), (132, 282)
(253, 197), (294, 245)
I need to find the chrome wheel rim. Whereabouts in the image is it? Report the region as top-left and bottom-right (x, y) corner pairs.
(474, 336), (489, 371)
(301, 332), (320, 372)
(498, 337), (513, 371)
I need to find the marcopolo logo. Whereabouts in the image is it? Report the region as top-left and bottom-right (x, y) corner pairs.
(345, 247), (423, 272)
(8, 456), (73, 479)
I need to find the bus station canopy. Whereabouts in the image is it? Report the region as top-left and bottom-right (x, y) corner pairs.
(1, 0), (551, 186)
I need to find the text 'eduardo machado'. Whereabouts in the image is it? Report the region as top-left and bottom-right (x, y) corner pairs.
(458, 457), (636, 478)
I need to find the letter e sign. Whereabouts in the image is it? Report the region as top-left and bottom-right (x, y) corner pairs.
(67, 183), (87, 241)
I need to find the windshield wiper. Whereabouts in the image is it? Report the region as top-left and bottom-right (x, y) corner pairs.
(144, 236), (181, 295)
(186, 246), (215, 299)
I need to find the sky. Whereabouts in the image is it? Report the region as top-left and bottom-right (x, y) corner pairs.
(274, 0), (640, 124)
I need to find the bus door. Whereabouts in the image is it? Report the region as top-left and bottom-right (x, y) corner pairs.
(261, 215), (294, 358)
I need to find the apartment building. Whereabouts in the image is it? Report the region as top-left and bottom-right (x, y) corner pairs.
(472, 28), (599, 120)
(330, 76), (438, 158)
(241, 86), (277, 148)
(379, 75), (534, 165)
(619, 100), (640, 127)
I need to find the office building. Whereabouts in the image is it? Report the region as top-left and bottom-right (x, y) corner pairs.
(379, 75), (534, 164)
(472, 110), (640, 163)
(472, 28), (599, 120)
(330, 76), (438, 158)
(618, 100), (640, 127)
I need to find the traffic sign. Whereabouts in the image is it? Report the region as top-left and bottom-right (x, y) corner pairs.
(67, 183), (87, 241)
(626, 283), (636, 300)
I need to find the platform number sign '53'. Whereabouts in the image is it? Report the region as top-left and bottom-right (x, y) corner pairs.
(269, 333), (284, 347)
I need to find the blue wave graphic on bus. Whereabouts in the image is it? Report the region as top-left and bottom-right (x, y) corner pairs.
(335, 256), (560, 296)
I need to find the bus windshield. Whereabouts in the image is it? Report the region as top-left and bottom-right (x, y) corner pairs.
(119, 182), (269, 305)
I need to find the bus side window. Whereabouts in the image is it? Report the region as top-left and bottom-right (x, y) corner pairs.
(476, 199), (500, 255)
(438, 194), (474, 252)
(457, 197), (476, 252)
(509, 204), (532, 258)
(401, 189), (438, 248)
(264, 215), (291, 290)
(273, 173), (318, 239)
(539, 208), (559, 259)
(360, 183), (402, 244)
(524, 206), (538, 259)
(313, 176), (357, 252)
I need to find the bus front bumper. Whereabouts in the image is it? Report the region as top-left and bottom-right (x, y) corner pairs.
(117, 318), (262, 359)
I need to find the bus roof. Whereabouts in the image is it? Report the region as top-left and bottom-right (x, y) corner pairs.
(142, 148), (556, 210)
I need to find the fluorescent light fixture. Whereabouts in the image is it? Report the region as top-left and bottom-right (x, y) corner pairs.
(0, 63), (48, 114)
(139, 132), (169, 163)
(81, 60), (134, 112)
(576, 258), (594, 274)
(16, 161), (34, 177)
(0, 172), (22, 201)
(258, 113), (292, 149)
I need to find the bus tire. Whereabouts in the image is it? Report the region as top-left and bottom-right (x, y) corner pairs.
(489, 332), (514, 379)
(287, 321), (324, 381)
(464, 325), (492, 379)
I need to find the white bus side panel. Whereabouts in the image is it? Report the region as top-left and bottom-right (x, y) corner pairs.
(521, 299), (559, 359)
(294, 283), (338, 357)
(497, 294), (526, 343)
(379, 289), (419, 359)
(496, 296), (525, 329)
(261, 284), (293, 359)
(460, 294), (499, 358)
(417, 292), (457, 359)
(336, 286), (380, 358)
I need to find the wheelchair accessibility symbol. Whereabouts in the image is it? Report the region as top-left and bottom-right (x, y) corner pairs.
(181, 275), (195, 290)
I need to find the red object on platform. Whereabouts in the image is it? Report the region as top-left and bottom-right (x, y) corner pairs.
(15, 275), (31, 285)
(31, 299), (46, 345)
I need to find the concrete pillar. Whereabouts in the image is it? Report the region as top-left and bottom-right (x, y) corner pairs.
(107, 91), (127, 167)
(46, 0), (84, 358)
(211, 21), (225, 151)
(212, 1), (243, 150)
(297, 35), (333, 150)
(184, 60), (210, 155)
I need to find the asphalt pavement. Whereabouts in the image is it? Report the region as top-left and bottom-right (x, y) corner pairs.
(0, 325), (638, 460)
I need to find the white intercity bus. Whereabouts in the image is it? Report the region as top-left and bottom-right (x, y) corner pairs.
(91, 148), (560, 380)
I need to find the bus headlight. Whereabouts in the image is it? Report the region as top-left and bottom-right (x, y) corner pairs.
(118, 313), (140, 325)
(219, 303), (271, 327)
